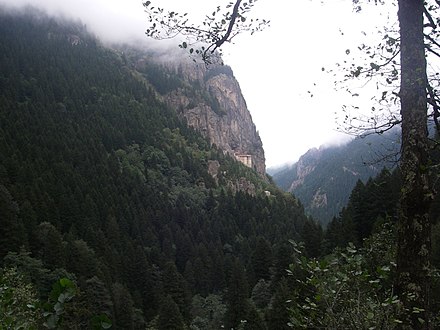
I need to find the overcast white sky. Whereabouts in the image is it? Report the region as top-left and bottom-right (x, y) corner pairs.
(0, 0), (396, 167)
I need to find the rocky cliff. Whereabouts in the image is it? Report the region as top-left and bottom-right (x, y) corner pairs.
(165, 62), (266, 177)
(288, 147), (322, 191)
(123, 48), (267, 178)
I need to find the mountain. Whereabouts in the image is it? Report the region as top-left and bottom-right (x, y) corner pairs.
(113, 43), (266, 177)
(270, 133), (399, 225)
(0, 7), (316, 329)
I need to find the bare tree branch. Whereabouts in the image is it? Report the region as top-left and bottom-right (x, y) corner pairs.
(214, 0), (241, 49)
(426, 45), (440, 58)
(424, 6), (437, 28)
(426, 79), (440, 135)
(424, 32), (440, 54)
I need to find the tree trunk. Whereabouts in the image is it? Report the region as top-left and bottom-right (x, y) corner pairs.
(396, 0), (431, 327)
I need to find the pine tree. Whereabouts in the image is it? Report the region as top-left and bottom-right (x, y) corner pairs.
(267, 279), (292, 330)
(251, 237), (273, 282)
(0, 184), (27, 259)
(161, 262), (191, 322)
(84, 276), (113, 321)
(33, 222), (65, 269)
(224, 258), (249, 329)
(301, 219), (323, 258)
(243, 302), (267, 330)
(112, 282), (135, 330)
(157, 295), (185, 330)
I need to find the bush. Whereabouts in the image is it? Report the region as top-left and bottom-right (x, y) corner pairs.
(288, 235), (400, 329)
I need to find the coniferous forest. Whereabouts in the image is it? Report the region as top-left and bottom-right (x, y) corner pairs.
(0, 8), (313, 329)
(2, 6), (440, 330)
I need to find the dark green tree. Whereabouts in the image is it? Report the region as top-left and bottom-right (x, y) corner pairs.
(157, 295), (185, 330)
(0, 185), (26, 259)
(161, 262), (191, 322)
(33, 222), (65, 269)
(267, 278), (292, 330)
(190, 294), (226, 330)
(65, 239), (99, 281)
(112, 282), (135, 330)
(301, 218), (323, 258)
(243, 302), (266, 330)
(224, 258), (249, 329)
(251, 237), (273, 282)
(83, 276), (114, 324)
(251, 279), (271, 310)
(272, 243), (293, 286)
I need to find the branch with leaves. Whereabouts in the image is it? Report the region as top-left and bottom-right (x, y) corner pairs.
(143, 0), (269, 64)
(334, 1), (440, 138)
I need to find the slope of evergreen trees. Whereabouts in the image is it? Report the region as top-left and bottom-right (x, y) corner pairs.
(282, 162), (440, 328)
(324, 168), (401, 252)
(271, 133), (399, 225)
(0, 8), (319, 329)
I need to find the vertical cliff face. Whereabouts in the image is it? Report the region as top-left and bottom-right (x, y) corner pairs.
(288, 148), (322, 191)
(164, 61), (266, 177)
(126, 50), (266, 177)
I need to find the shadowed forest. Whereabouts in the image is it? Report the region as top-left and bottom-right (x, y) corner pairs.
(1, 6), (440, 330)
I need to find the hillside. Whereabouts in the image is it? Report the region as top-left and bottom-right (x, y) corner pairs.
(0, 8), (318, 329)
(116, 45), (267, 177)
(270, 133), (399, 225)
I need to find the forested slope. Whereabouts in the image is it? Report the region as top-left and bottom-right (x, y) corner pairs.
(0, 8), (318, 329)
(271, 133), (399, 225)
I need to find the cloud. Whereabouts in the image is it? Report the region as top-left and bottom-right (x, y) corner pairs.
(0, 0), (151, 44)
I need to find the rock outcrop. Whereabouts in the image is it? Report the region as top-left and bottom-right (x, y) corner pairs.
(163, 61), (266, 177)
(124, 49), (267, 178)
(288, 148), (322, 191)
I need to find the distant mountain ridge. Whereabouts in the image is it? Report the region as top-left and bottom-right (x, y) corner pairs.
(270, 133), (399, 225)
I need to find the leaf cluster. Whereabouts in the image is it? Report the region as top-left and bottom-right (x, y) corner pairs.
(288, 237), (399, 329)
(0, 267), (41, 329)
(143, 0), (269, 64)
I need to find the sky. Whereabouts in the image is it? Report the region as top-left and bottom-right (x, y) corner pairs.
(0, 0), (396, 168)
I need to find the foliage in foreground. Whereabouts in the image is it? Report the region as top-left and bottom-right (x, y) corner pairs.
(288, 222), (440, 329)
(0, 267), (40, 329)
(0, 267), (112, 329)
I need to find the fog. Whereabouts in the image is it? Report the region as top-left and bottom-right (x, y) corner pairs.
(1, 0), (148, 43)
